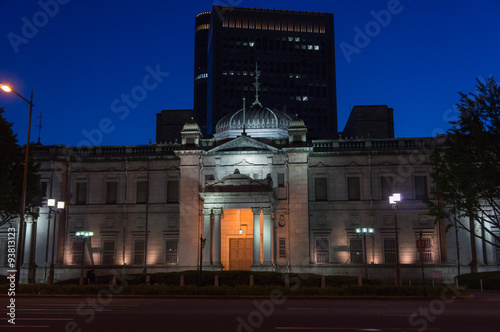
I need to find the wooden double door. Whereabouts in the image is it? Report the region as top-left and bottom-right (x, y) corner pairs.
(229, 238), (253, 271)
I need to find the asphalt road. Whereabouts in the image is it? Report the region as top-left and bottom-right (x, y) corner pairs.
(1, 294), (500, 332)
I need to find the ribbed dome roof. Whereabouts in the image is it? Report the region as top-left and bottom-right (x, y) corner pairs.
(181, 120), (201, 133)
(214, 100), (292, 138)
(288, 115), (306, 129)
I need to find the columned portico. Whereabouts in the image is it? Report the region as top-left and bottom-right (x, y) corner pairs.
(212, 208), (223, 267)
(262, 208), (273, 266)
(202, 209), (212, 266)
(199, 169), (277, 271)
(252, 207), (261, 267)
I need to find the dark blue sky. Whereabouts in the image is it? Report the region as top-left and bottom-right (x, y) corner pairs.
(1, 0), (499, 147)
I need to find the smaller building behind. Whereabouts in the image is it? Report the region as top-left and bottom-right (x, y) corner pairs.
(156, 109), (194, 144)
(342, 105), (394, 139)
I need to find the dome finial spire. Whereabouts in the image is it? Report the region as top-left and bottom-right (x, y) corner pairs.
(252, 62), (262, 107)
(242, 97), (247, 135)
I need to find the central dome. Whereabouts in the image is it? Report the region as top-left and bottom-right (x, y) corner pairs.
(214, 100), (292, 139)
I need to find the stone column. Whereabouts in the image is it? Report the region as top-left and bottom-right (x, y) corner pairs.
(23, 218), (37, 283)
(212, 208), (223, 268)
(252, 208), (261, 267)
(202, 209), (212, 266)
(262, 208), (272, 267)
(23, 220), (34, 266)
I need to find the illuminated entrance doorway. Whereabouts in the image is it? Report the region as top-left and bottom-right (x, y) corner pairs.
(221, 209), (260, 271)
(199, 169), (276, 271)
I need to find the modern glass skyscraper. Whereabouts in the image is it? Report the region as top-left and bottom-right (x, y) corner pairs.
(194, 6), (337, 139)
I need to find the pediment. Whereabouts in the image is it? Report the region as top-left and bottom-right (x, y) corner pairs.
(204, 169), (273, 193)
(208, 135), (279, 153)
(347, 161), (362, 167)
(234, 159), (255, 166)
(310, 161), (330, 168)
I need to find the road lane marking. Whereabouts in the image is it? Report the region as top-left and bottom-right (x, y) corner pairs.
(13, 318), (74, 321)
(0, 325), (49, 328)
(275, 328), (441, 331)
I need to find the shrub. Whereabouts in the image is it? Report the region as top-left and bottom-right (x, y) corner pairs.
(457, 272), (500, 290)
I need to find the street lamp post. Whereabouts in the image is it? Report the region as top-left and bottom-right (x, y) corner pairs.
(355, 227), (374, 279)
(199, 236), (206, 283)
(76, 231), (93, 285)
(1, 84), (34, 288)
(47, 199), (65, 285)
(389, 193), (402, 286)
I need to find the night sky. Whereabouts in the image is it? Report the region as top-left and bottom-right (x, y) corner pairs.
(1, 0), (499, 147)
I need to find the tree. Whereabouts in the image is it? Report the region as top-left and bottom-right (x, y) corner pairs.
(0, 107), (41, 227)
(428, 77), (500, 251)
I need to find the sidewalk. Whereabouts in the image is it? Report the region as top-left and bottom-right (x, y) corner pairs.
(468, 289), (500, 300)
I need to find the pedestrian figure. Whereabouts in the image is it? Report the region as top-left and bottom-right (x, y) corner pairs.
(86, 267), (93, 285)
(89, 269), (96, 284)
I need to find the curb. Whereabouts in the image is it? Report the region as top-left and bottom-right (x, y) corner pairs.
(0, 294), (476, 300)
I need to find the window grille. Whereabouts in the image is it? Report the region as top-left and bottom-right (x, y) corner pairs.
(71, 240), (83, 264)
(384, 238), (397, 264)
(350, 238), (363, 263)
(315, 238), (329, 263)
(165, 239), (178, 264)
(102, 240), (115, 265)
(133, 239), (145, 265)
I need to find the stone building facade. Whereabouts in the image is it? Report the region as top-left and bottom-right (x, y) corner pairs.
(1, 101), (499, 284)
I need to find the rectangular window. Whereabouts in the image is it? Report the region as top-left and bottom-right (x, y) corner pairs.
(106, 182), (118, 204)
(71, 239), (83, 264)
(0, 239), (7, 267)
(314, 177), (327, 201)
(315, 237), (329, 263)
(40, 181), (48, 199)
(167, 180), (179, 203)
(381, 176), (394, 201)
(278, 173), (285, 187)
(383, 238), (397, 264)
(136, 181), (148, 204)
(419, 238), (433, 262)
(350, 238), (363, 263)
(101, 240), (115, 265)
(133, 239), (145, 265)
(279, 238), (286, 258)
(76, 183), (87, 205)
(415, 176), (428, 201)
(165, 239), (178, 264)
(348, 177), (361, 201)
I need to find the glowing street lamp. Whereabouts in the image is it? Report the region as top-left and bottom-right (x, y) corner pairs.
(389, 193), (402, 286)
(0, 84), (34, 288)
(47, 199), (65, 285)
(355, 227), (374, 279)
(76, 231), (94, 285)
